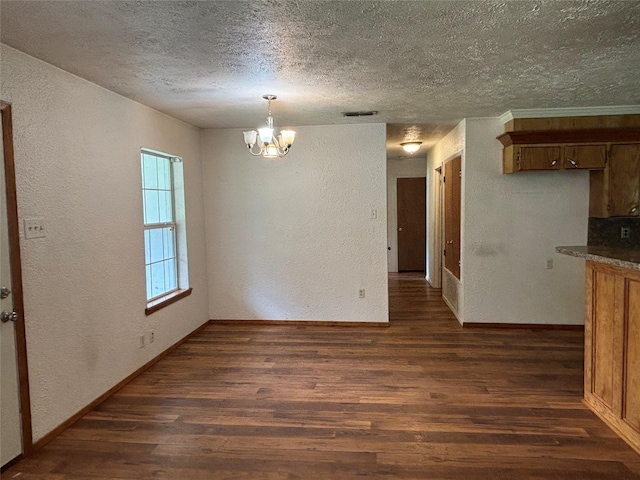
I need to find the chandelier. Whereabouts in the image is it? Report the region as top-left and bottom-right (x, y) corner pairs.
(243, 95), (296, 158)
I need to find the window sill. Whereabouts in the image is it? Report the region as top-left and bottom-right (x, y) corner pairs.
(145, 288), (192, 316)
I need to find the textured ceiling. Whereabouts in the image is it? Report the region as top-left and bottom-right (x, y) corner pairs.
(2, 0), (639, 157)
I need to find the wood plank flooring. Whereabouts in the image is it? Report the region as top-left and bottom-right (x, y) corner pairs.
(4, 273), (639, 479)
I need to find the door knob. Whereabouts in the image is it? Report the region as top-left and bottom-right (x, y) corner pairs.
(398, 227), (403, 232)
(1, 310), (18, 323)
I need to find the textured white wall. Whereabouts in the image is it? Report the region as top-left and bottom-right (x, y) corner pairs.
(426, 122), (465, 317)
(386, 156), (427, 273)
(1, 46), (209, 441)
(201, 124), (389, 323)
(462, 118), (587, 325)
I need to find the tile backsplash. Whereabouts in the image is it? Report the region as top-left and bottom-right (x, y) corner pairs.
(588, 217), (640, 248)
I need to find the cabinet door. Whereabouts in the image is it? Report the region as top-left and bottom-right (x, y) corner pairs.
(609, 144), (640, 217)
(517, 146), (561, 171)
(623, 278), (640, 433)
(588, 268), (620, 411)
(564, 145), (606, 170)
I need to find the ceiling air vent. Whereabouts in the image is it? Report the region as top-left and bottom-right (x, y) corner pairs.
(342, 110), (378, 117)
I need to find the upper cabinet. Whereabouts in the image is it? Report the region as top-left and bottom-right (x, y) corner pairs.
(498, 115), (640, 217)
(498, 129), (639, 174)
(590, 144), (640, 218)
(506, 144), (607, 172)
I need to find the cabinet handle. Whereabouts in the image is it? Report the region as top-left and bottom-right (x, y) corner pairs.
(567, 158), (578, 168)
(631, 206), (638, 214)
(550, 159), (557, 167)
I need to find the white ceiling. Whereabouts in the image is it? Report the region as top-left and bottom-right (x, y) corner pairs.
(2, 1), (639, 157)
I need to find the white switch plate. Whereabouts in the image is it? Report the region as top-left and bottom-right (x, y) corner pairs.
(546, 259), (554, 270)
(24, 218), (46, 239)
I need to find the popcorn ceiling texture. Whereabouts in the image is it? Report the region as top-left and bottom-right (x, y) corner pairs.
(0, 45), (210, 441)
(201, 124), (389, 323)
(1, 0), (639, 148)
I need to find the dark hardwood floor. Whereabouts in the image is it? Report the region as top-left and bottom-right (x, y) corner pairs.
(4, 273), (639, 479)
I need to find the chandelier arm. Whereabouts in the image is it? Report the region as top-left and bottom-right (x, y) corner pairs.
(248, 144), (264, 156)
(272, 136), (289, 157)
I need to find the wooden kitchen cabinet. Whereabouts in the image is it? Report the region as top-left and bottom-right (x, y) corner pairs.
(497, 124), (640, 174)
(585, 261), (640, 454)
(504, 144), (606, 172)
(517, 146), (561, 171)
(563, 145), (607, 170)
(590, 143), (640, 218)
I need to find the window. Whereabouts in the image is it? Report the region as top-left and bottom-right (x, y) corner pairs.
(141, 149), (190, 313)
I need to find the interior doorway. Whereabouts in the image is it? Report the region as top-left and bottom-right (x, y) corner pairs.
(396, 177), (426, 272)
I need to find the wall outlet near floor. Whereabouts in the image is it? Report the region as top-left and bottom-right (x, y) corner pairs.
(621, 227), (631, 239)
(359, 289), (366, 298)
(139, 335), (145, 348)
(546, 259), (554, 270)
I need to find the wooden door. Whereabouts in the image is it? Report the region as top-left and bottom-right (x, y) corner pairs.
(444, 157), (461, 279)
(0, 103), (22, 467)
(1, 102), (32, 465)
(609, 144), (640, 217)
(563, 145), (606, 170)
(589, 269), (619, 410)
(397, 177), (426, 272)
(623, 277), (640, 433)
(518, 146), (561, 171)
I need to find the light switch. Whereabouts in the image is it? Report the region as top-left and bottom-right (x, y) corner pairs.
(24, 218), (46, 239)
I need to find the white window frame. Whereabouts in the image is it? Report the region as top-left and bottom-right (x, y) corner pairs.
(141, 148), (190, 311)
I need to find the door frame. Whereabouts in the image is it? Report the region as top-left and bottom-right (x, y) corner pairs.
(387, 172), (426, 273)
(430, 166), (443, 288)
(1, 100), (33, 461)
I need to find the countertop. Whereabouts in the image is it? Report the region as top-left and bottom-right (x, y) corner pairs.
(556, 245), (640, 272)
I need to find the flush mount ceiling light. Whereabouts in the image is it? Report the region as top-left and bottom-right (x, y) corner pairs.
(243, 95), (296, 158)
(400, 141), (422, 154)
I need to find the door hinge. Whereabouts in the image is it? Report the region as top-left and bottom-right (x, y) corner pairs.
(459, 170), (462, 177)
(443, 176), (446, 183)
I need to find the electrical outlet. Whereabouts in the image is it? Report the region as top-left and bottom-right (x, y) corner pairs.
(359, 289), (365, 298)
(546, 259), (553, 270)
(149, 331), (155, 344)
(24, 217), (46, 239)
(621, 227), (631, 239)
(139, 335), (145, 348)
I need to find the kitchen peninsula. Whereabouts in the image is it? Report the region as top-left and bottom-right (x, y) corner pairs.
(557, 245), (640, 455)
